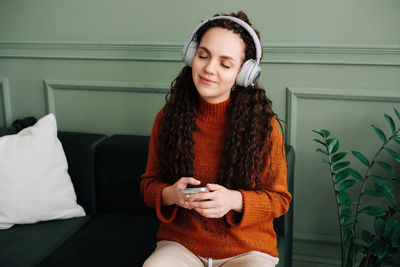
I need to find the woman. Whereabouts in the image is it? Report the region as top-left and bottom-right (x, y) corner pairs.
(140, 11), (292, 267)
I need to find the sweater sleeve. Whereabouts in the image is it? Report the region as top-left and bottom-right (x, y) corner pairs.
(225, 117), (292, 228)
(140, 109), (179, 223)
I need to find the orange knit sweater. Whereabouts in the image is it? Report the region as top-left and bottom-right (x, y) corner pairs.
(140, 97), (292, 259)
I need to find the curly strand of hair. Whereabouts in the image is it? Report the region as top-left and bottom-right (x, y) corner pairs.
(218, 86), (274, 191)
(159, 67), (198, 184)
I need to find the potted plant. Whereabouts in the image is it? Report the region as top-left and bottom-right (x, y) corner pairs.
(312, 108), (400, 266)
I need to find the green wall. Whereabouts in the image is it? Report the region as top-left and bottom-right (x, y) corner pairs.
(1, 0), (399, 265)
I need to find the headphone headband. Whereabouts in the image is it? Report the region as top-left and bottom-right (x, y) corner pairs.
(188, 16), (262, 65)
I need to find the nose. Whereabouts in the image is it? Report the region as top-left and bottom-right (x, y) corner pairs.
(204, 59), (217, 75)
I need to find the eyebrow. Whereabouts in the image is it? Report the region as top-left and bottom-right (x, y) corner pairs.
(198, 46), (237, 62)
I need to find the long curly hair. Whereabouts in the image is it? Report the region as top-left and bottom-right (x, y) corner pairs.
(159, 11), (276, 191)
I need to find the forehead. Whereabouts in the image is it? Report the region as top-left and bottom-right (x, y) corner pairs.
(198, 27), (245, 61)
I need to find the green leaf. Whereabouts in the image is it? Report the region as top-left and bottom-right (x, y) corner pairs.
(384, 114), (396, 134)
(375, 239), (389, 260)
(320, 129), (330, 138)
(371, 124), (387, 143)
(394, 107), (400, 122)
(371, 175), (395, 191)
(333, 161), (351, 171)
(341, 215), (355, 224)
(328, 139), (339, 154)
(370, 178), (395, 204)
(342, 197), (357, 207)
(322, 158), (330, 164)
(341, 208), (353, 217)
(351, 151), (370, 167)
(312, 130), (324, 138)
(340, 209), (355, 224)
(343, 226), (354, 242)
(390, 225), (400, 247)
(360, 206), (386, 217)
(334, 168), (350, 184)
(338, 191), (350, 205)
(337, 191), (356, 207)
(384, 220), (399, 239)
(364, 189), (385, 198)
(374, 183), (395, 204)
(383, 188), (396, 205)
(353, 242), (366, 256)
(313, 138), (326, 146)
(362, 230), (374, 246)
(338, 179), (356, 192)
(375, 218), (385, 237)
(332, 152), (347, 163)
(326, 138), (335, 152)
(384, 147), (400, 164)
(394, 134), (400, 145)
(316, 148), (327, 155)
(369, 174), (383, 180)
(376, 161), (395, 174)
(348, 168), (363, 182)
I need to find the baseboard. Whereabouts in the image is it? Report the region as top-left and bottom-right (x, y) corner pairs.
(292, 232), (400, 267)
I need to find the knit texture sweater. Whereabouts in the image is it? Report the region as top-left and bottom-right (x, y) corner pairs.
(140, 97), (292, 259)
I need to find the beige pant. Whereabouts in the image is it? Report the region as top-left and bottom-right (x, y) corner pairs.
(143, 240), (279, 267)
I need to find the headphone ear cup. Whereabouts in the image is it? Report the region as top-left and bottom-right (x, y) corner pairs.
(249, 65), (261, 86)
(236, 60), (254, 87)
(236, 59), (261, 87)
(182, 40), (198, 67)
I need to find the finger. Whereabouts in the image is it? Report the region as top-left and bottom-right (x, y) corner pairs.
(206, 183), (222, 191)
(179, 199), (193, 210)
(189, 192), (213, 201)
(179, 177), (201, 187)
(190, 200), (215, 209)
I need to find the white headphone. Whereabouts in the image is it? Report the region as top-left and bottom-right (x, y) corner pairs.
(182, 16), (262, 87)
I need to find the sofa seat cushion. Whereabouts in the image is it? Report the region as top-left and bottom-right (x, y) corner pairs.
(0, 216), (90, 267)
(38, 213), (160, 267)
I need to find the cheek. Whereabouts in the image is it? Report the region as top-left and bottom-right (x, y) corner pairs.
(191, 59), (200, 78)
(221, 71), (239, 86)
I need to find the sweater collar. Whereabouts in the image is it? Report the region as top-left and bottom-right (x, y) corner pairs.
(197, 96), (230, 123)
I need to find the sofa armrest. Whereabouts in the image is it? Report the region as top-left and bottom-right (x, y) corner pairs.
(284, 145), (295, 266)
(57, 131), (107, 215)
(273, 144), (295, 267)
(0, 127), (16, 136)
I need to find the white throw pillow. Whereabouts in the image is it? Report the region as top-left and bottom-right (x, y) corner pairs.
(0, 113), (85, 230)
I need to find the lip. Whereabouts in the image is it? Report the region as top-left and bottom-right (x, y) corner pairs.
(200, 76), (217, 84)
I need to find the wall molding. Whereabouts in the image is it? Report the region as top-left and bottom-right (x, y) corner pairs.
(292, 233), (400, 267)
(43, 79), (169, 115)
(294, 232), (340, 245)
(293, 232), (341, 266)
(1, 42), (400, 66)
(0, 77), (12, 127)
(293, 254), (341, 267)
(286, 87), (400, 149)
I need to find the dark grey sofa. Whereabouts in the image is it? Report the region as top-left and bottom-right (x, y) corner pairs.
(0, 128), (294, 267)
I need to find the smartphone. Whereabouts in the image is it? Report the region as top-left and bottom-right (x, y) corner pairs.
(180, 187), (210, 194)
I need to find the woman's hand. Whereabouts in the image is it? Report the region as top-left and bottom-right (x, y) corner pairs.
(161, 177), (201, 208)
(187, 183), (243, 218)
